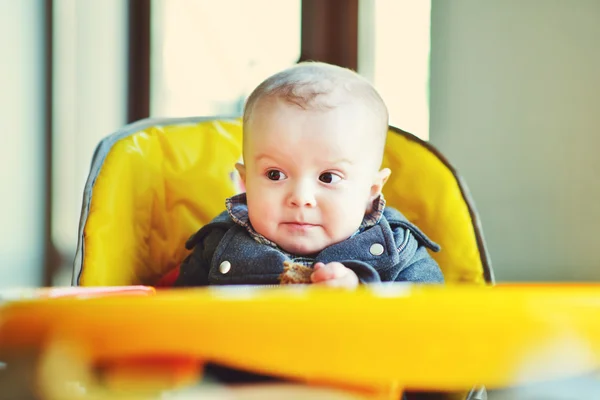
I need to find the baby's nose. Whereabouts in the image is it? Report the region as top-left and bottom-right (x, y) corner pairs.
(289, 182), (316, 207)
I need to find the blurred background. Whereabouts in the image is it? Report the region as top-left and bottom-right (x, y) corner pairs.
(1, 0), (599, 288)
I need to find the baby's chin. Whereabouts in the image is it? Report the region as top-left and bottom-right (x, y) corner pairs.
(257, 228), (359, 256)
(277, 241), (324, 257)
(277, 236), (354, 257)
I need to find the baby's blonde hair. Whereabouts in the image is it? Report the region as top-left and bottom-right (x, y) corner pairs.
(243, 62), (389, 140)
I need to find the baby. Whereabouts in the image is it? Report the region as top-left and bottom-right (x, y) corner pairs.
(174, 62), (443, 288)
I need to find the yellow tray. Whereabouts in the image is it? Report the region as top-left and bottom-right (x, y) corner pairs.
(1, 283), (599, 391)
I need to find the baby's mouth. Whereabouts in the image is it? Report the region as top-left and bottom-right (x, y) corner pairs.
(281, 222), (319, 231)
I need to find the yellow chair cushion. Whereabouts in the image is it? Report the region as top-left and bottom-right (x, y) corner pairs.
(382, 129), (488, 285)
(76, 118), (489, 286)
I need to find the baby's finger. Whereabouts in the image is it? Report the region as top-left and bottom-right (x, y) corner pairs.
(321, 264), (359, 289)
(313, 262), (325, 270)
(326, 262), (347, 276)
(317, 274), (358, 289)
(311, 263), (335, 282)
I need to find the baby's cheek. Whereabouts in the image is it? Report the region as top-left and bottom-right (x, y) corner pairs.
(323, 206), (350, 237)
(249, 200), (278, 232)
(334, 200), (366, 234)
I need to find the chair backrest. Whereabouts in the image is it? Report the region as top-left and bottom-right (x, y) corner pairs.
(73, 117), (493, 286)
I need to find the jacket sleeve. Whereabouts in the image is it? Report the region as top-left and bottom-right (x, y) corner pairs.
(390, 217), (444, 283)
(173, 223), (229, 287)
(394, 244), (444, 283)
(340, 260), (382, 284)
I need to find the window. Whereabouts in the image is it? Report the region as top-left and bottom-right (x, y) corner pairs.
(360, 0), (431, 140)
(0, 0), (46, 287)
(51, 0), (128, 284)
(151, 0), (301, 118)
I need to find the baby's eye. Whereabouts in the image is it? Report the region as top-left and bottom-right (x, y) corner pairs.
(266, 170), (287, 181)
(319, 172), (342, 184)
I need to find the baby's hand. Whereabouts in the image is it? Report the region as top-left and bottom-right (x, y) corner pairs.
(311, 262), (359, 289)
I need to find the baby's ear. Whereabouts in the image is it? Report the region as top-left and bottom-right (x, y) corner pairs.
(235, 162), (246, 184)
(370, 168), (391, 200)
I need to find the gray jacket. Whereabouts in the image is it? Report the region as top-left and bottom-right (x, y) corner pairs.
(174, 207), (444, 286)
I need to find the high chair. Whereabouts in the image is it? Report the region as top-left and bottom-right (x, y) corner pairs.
(71, 116), (494, 399)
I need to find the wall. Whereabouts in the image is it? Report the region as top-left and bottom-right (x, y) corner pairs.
(430, 0), (600, 281)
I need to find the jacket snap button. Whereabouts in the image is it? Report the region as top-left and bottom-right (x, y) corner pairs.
(370, 243), (384, 256)
(219, 261), (231, 274)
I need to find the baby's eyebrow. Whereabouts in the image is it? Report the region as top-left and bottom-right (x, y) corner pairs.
(254, 154), (353, 167)
(255, 154), (276, 163)
(329, 158), (353, 166)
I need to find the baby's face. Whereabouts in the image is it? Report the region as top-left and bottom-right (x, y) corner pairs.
(239, 98), (388, 256)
